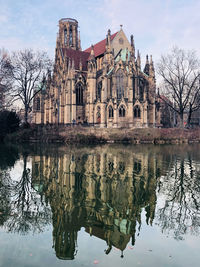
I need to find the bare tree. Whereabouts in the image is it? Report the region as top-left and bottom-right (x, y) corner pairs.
(0, 48), (11, 110)
(0, 48), (8, 82)
(157, 47), (200, 127)
(157, 154), (200, 240)
(5, 49), (52, 124)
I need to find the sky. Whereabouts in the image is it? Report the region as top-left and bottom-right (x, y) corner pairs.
(0, 0), (200, 67)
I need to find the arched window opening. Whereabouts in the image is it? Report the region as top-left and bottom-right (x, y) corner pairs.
(64, 28), (67, 46)
(116, 69), (124, 99)
(134, 161), (141, 174)
(69, 25), (73, 46)
(36, 97), (40, 111)
(97, 81), (102, 100)
(108, 106), (114, 118)
(108, 161), (114, 173)
(118, 162), (125, 174)
(119, 105), (126, 117)
(96, 106), (101, 123)
(76, 83), (83, 105)
(134, 105), (141, 118)
(139, 78), (144, 101)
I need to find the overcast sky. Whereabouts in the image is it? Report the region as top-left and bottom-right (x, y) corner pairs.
(0, 0), (200, 66)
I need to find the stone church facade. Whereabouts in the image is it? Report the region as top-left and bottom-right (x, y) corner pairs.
(33, 18), (160, 128)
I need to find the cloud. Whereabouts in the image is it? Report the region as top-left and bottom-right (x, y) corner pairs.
(99, 0), (200, 61)
(0, 0), (200, 66)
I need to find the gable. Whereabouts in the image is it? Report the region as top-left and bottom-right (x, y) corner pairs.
(111, 30), (132, 57)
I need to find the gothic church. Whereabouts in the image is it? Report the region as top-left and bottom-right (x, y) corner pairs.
(33, 18), (160, 128)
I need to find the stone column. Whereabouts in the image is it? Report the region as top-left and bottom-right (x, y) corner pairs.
(72, 25), (76, 49)
(87, 76), (96, 124)
(128, 75), (133, 127)
(100, 103), (106, 127)
(71, 78), (76, 122)
(143, 102), (148, 127)
(113, 103), (118, 128)
(152, 103), (156, 127)
(64, 79), (71, 124)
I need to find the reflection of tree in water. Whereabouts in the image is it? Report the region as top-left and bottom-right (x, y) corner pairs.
(157, 153), (200, 240)
(0, 144), (19, 170)
(0, 170), (12, 226)
(0, 151), (51, 234)
(1, 144), (200, 261)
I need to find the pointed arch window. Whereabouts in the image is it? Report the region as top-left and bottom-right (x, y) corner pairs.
(97, 81), (102, 100)
(76, 83), (83, 105)
(116, 69), (124, 99)
(134, 105), (141, 118)
(119, 105), (126, 117)
(36, 97), (40, 111)
(96, 106), (101, 123)
(64, 28), (67, 46)
(69, 25), (73, 46)
(108, 106), (114, 118)
(139, 78), (144, 101)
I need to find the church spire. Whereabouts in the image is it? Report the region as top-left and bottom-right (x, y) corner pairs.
(106, 29), (111, 53)
(137, 50), (141, 69)
(88, 45), (96, 73)
(130, 35), (135, 62)
(144, 55), (150, 75)
(149, 55), (155, 79)
(88, 45), (95, 60)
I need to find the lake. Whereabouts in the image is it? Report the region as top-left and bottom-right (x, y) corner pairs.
(0, 144), (200, 267)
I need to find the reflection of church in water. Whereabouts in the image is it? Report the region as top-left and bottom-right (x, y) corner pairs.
(32, 146), (162, 259)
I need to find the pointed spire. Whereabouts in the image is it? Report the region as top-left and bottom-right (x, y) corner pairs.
(146, 55), (149, 64)
(130, 35), (135, 65)
(91, 44), (94, 54)
(137, 50), (141, 69)
(88, 45), (96, 73)
(144, 55), (150, 75)
(149, 55), (155, 78)
(106, 29), (111, 53)
(108, 29), (111, 44)
(106, 34), (108, 46)
(150, 55), (153, 65)
(131, 35), (135, 50)
(88, 44), (95, 60)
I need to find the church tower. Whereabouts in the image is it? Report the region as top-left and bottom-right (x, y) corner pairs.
(58, 18), (80, 50)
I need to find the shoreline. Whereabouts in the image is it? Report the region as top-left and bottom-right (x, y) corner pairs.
(3, 125), (200, 145)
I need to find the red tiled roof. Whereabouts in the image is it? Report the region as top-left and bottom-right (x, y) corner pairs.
(84, 32), (118, 57)
(159, 95), (172, 105)
(61, 48), (90, 71)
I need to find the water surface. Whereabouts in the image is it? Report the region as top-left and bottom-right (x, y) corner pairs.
(0, 144), (200, 267)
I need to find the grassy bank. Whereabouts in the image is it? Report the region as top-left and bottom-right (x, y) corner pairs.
(4, 125), (200, 145)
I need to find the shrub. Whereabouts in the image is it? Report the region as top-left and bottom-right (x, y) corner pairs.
(0, 110), (20, 141)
